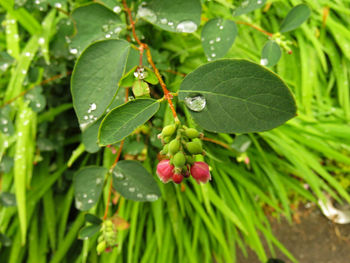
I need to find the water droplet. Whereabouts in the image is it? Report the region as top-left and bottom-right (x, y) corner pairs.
(87, 103), (97, 113)
(105, 34), (111, 38)
(184, 95), (206, 112)
(113, 6), (122, 13)
(168, 21), (174, 27)
(176, 21), (197, 33)
(260, 58), (268, 66)
(134, 67), (148, 79)
(129, 187), (135, 192)
(84, 115), (88, 120)
(83, 194), (87, 198)
(54, 2), (62, 8)
(36, 103), (41, 108)
(215, 37), (221, 42)
(137, 6), (157, 23)
(87, 199), (93, 204)
(211, 53), (216, 58)
(160, 18), (168, 24)
(128, 96), (135, 101)
(123, 182), (128, 186)
(38, 37), (45, 44)
(3, 127), (8, 133)
(219, 25), (224, 30)
(137, 193), (143, 198)
(21, 70), (27, 74)
(2, 119), (8, 125)
(146, 194), (158, 201)
(96, 178), (102, 184)
(210, 46), (215, 51)
(69, 48), (78, 54)
(241, 0), (249, 7)
(257, 0), (262, 4)
(113, 170), (124, 179)
(76, 200), (82, 209)
(209, 40), (214, 44)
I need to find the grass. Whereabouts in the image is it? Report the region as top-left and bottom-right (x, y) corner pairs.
(1, 0), (350, 262)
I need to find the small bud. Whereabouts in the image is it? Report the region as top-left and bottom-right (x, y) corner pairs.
(182, 168), (190, 178)
(190, 162), (211, 184)
(104, 220), (113, 228)
(168, 139), (180, 155)
(173, 173), (184, 184)
(172, 152), (186, 168)
(161, 124), (176, 137)
(97, 241), (107, 255)
(186, 141), (203, 154)
(163, 136), (171, 143)
(185, 128), (199, 139)
(156, 160), (174, 183)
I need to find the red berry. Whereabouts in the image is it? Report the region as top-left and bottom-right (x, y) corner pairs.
(173, 173), (184, 184)
(156, 160), (174, 183)
(190, 162), (211, 184)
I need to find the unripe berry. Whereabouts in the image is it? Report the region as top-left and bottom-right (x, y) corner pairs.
(172, 152), (186, 168)
(186, 141), (203, 154)
(173, 173), (184, 184)
(168, 139), (180, 155)
(186, 155), (195, 165)
(161, 124), (176, 137)
(190, 162), (211, 184)
(156, 160), (174, 183)
(163, 136), (171, 143)
(97, 241), (107, 255)
(160, 144), (169, 155)
(185, 128), (199, 139)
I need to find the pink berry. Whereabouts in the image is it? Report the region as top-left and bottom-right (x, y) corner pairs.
(173, 173), (184, 184)
(190, 162), (211, 184)
(156, 160), (174, 183)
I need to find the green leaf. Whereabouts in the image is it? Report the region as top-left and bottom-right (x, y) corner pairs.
(178, 59), (296, 133)
(0, 51), (14, 73)
(138, 0), (201, 33)
(70, 3), (124, 54)
(71, 39), (130, 130)
(132, 80), (150, 98)
(0, 192), (17, 206)
(232, 0), (266, 16)
(279, 4), (311, 33)
(73, 166), (107, 211)
(0, 106), (15, 136)
(201, 18), (237, 61)
(99, 99), (160, 146)
(85, 213), (103, 225)
(119, 66), (138, 88)
(78, 225), (101, 240)
(24, 86), (46, 113)
(260, 40), (281, 67)
(0, 156), (14, 173)
(232, 135), (251, 153)
(112, 160), (161, 202)
(82, 118), (102, 153)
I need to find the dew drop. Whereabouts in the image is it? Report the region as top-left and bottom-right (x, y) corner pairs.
(160, 18), (168, 24)
(2, 119), (8, 125)
(176, 21), (197, 33)
(83, 194), (87, 198)
(260, 58), (268, 66)
(113, 6), (122, 13)
(96, 178), (102, 184)
(137, 6), (157, 23)
(241, 0), (249, 7)
(137, 193), (143, 198)
(146, 194), (158, 201)
(105, 34), (111, 38)
(257, 0), (262, 4)
(209, 40), (214, 44)
(219, 25), (224, 30)
(134, 67), (148, 79)
(215, 37), (221, 42)
(69, 48), (78, 54)
(76, 200), (82, 209)
(129, 187), (135, 192)
(38, 37), (45, 44)
(211, 53), (216, 58)
(87, 103), (97, 113)
(113, 170), (124, 179)
(36, 103), (41, 108)
(87, 199), (93, 204)
(54, 3), (62, 8)
(184, 95), (206, 112)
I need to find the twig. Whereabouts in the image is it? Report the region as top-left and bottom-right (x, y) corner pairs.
(201, 136), (231, 149)
(122, 0), (179, 123)
(1, 71), (72, 108)
(236, 21), (273, 37)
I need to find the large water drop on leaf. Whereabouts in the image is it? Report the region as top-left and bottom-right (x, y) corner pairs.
(176, 20), (198, 33)
(184, 95), (206, 112)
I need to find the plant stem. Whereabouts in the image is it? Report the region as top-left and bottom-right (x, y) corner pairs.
(201, 136), (230, 149)
(122, 0), (179, 123)
(236, 21), (273, 37)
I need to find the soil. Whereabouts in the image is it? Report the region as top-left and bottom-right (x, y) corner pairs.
(236, 204), (350, 263)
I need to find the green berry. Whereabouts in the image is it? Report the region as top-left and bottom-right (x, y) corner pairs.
(97, 241), (107, 254)
(104, 220), (113, 228)
(185, 128), (199, 139)
(161, 124), (176, 137)
(186, 155), (195, 165)
(163, 136), (171, 143)
(173, 152), (186, 168)
(186, 141), (203, 154)
(169, 139), (180, 155)
(160, 144), (169, 155)
(98, 235), (104, 243)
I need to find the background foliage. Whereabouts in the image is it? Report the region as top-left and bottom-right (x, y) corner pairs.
(1, 0), (350, 262)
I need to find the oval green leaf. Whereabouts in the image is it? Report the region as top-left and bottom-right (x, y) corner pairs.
(78, 225), (101, 240)
(233, 0), (266, 16)
(201, 18), (237, 61)
(137, 0), (201, 33)
(70, 3), (124, 54)
(99, 99), (160, 146)
(112, 160), (161, 202)
(178, 59), (296, 133)
(74, 166), (107, 211)
(279, 4), (311, 33)
(71, 39), (130, 131)
(260, 40), (281, 67)
(85, 213), (103, 225)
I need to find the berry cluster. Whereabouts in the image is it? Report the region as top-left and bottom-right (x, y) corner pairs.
(156, 124), (211, 184)
(96, 220), (118, 254)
